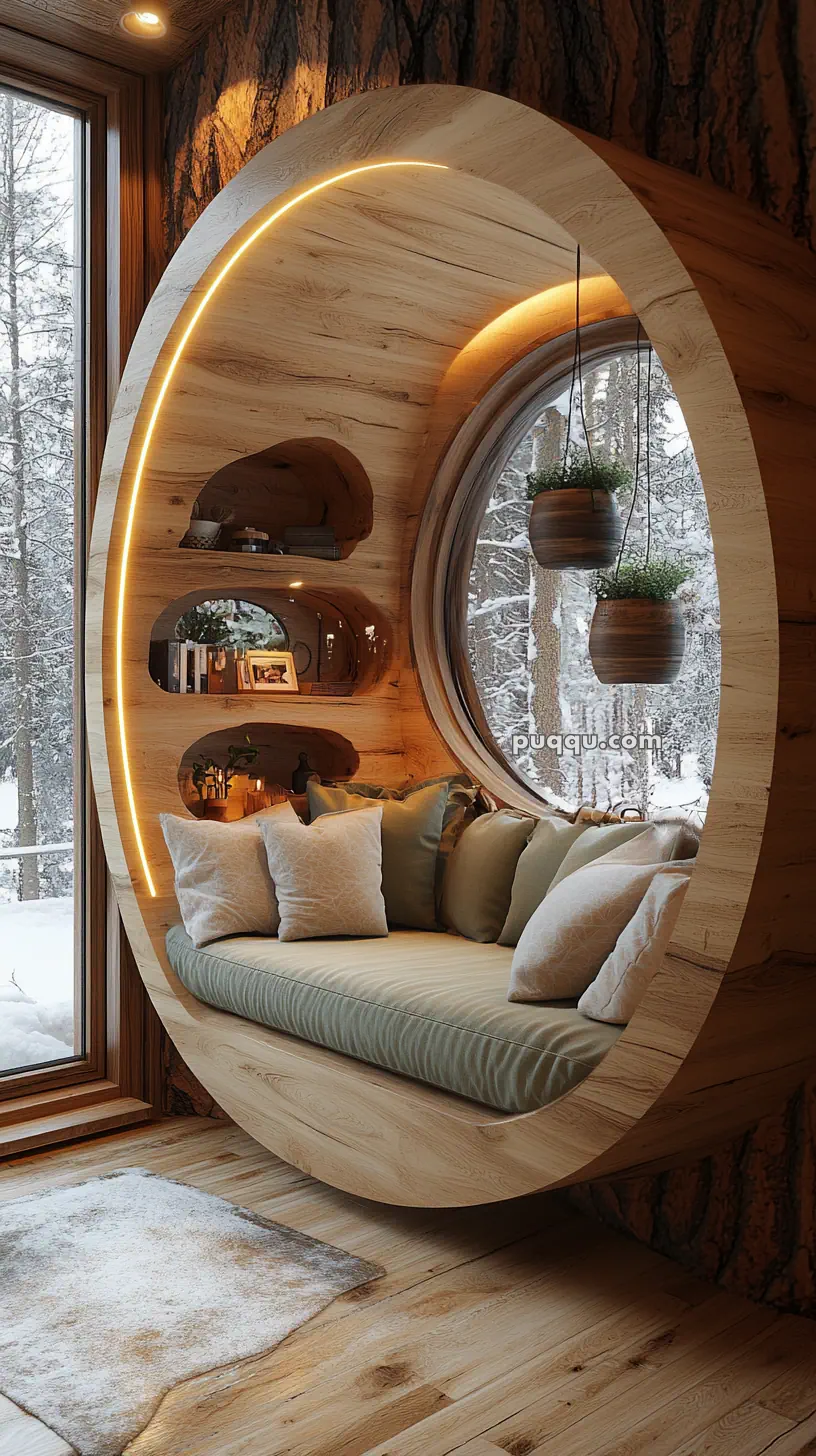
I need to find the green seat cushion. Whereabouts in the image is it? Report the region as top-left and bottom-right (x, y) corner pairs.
(166, 924), (621, 1115)
(441, 810), (535, 942)
(498, 817), (589, 947)
(548, 821), (650, 890)
(307, 780), (449, 931)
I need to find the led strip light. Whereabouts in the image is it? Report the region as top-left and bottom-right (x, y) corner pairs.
(116, 161), (449, 897)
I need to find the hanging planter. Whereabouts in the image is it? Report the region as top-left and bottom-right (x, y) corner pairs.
(527, 454), (628, 569)
(526, 245), (630, 571)
(589, 559), (692, 684)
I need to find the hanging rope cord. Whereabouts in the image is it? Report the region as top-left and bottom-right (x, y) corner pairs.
(614, 320), (653, 577)
(562, 246), (599, 512)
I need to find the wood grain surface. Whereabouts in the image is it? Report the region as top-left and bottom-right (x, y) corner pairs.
(2, 1118), (816, 1454)
(86, 86), (816, 1210)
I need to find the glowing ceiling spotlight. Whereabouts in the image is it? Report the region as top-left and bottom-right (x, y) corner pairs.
(120, 9), (168, 38)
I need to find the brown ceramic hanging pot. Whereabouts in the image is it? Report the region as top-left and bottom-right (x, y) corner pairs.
(589, 597), (685, 684)
(527, 244), (630, 571)
(529, 486), (623, 570)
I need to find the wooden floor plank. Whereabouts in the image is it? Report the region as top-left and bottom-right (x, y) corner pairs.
(667, 1399), (794, 1456)
(0, 1118), (814, 1456)
(756, 1411), (816, 1455)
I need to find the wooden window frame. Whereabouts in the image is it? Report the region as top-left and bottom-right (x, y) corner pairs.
(0, 26), (163, 1149)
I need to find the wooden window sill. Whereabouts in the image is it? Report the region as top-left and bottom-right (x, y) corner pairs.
(0, 1082), (152, 1158)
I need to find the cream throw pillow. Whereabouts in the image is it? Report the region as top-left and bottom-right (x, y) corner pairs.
(586, 819), (699, 868)
(578, 865), (691, 1024)
(508, 859), (671, 1002)
(160, 801), (295, 948)
(260, 805), (388, 941)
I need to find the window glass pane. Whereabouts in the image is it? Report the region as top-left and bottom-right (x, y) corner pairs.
(468, 347), (719, 819)
(0, 89), (82, 1074)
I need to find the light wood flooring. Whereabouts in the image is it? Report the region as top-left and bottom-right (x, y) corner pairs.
(1, 1117), (816, 1456)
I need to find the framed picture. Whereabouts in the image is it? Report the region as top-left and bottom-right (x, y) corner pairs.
(243, 650), (299, 693)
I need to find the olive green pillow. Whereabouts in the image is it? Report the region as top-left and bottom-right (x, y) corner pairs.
(441, 810), (535, 943)
(306, 779), (449, 930)
(498, 817), (589, 947)
(547, 821), (650, 891)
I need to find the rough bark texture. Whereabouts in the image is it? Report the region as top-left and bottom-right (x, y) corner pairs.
(571, 1077), (816, 1317)
(165, 0), (816, 255)
(161, 0), (816, 1310)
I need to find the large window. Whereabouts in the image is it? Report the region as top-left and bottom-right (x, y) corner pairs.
(0, 87), (84, 1075)
(465, 331), (719, 819)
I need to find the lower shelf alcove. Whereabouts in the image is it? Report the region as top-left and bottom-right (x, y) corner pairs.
(178, 721), (359, 821)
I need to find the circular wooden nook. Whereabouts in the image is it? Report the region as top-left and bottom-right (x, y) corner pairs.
(88, 85), (816, 1208)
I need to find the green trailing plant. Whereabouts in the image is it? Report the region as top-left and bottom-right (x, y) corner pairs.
(527, 452), (631, 499)
(176, 603), (233, 645)
(594, 557), (692, 602)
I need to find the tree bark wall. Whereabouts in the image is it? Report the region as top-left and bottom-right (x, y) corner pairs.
(161, 0), (816, 1312)
(164, 0), (816, 256)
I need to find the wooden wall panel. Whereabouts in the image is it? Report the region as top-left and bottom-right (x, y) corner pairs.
(157, 6), (816, 1308)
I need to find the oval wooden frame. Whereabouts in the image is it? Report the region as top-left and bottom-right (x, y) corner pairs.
(88, 85), (816, 1207)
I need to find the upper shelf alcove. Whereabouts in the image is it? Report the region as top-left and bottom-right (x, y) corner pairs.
(181, 437), (374, 560)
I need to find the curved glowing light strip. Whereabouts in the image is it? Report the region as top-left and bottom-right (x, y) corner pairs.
(117, 160), (449, 896)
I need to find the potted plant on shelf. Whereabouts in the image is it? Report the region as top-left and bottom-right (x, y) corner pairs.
(191, 738), (260, 820)
(527, 452), (629, 570)
(588, 557), (692, 684)
(181, 501), (234, 550)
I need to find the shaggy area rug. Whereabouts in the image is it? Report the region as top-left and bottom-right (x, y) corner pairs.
(0, 1167), (382, 1455)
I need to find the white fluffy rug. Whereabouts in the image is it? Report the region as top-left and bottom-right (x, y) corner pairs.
(0, 1168), (382, 1455)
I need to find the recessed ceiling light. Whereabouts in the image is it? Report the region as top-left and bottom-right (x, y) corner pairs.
(120, 9), (167, 38)
(289, 580), (303, 588)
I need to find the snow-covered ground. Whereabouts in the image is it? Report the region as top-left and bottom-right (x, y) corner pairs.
(0, 769), (76, 1079)
(0, 897), (75, 1073)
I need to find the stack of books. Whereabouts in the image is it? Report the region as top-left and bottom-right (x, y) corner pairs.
(148, 641), (239, 693)
(282, 525), (340, 559)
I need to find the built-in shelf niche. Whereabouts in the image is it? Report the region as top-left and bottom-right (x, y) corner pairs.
(150, 587), (390, 696)
(178, 722), (359, 821)
(181, 437), (373, 559)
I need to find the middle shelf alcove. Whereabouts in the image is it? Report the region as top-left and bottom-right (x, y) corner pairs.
(150, 586), (391, 698)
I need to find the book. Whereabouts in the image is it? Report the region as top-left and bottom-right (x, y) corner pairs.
(283, 524), (336, 547)
(290, 544), (341, 559)
(207, 646), (238, 694)
(148, 639), (182, 693)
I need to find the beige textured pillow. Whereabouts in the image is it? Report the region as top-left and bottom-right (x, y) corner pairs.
(498, 817), (588, 946)
(547, 821), (650, 890)
(508, 859), (669, 1003)
(441, 810), (534, 942)
(590, 820), (699, 867)
(578, 865), (691, 1024)
(260, 804), (388, 941)
(160, 801), (295, 948)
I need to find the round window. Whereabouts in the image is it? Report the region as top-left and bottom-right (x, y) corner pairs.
(442, 322), (719, 820)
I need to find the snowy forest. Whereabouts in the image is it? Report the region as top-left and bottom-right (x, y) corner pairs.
(0, 90), (78, 1071)
(468, 347), (719, 820)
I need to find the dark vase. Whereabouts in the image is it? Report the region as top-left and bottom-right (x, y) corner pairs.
(292, 752), (316, 794)
(528, 487), (622, 570)
(589, 598), (685, 684)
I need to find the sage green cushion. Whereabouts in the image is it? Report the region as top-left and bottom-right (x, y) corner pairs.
(548, 822), (650, 890)
(166, 925), (621, 1115)
(307, 779), (448, 931)
(441, 810), (534, 942)
(498, 817), (589, 947)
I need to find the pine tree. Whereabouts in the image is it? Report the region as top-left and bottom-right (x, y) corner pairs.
(0, 92), (76, 900)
